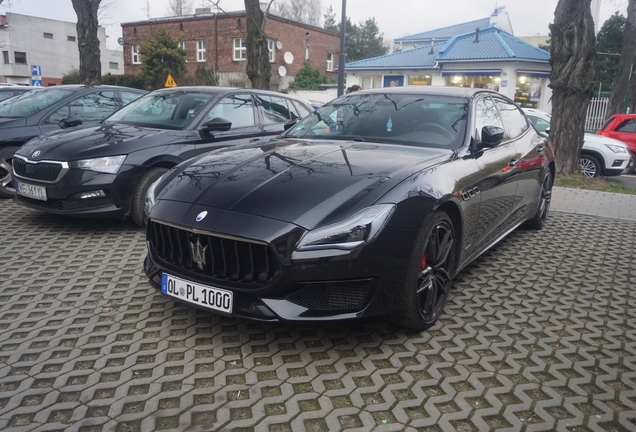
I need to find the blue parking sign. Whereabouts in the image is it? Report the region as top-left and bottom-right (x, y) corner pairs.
(31, 65), (42, 76)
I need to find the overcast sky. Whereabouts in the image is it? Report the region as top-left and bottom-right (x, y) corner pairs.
(0, 0), (627, 50)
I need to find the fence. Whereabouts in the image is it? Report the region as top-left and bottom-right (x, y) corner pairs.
(585, 97), (608, 132)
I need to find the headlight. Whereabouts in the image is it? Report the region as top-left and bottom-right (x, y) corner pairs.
(144, 176), (163, 216)
(74, 155), (126, 174)
(296, 204), (395, 251)
(605, 144), (627, 154)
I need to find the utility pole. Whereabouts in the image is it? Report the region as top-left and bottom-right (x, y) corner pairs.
(337, 0), (346, 96)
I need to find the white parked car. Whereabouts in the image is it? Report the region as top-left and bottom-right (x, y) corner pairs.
(523, 108), (631, 177)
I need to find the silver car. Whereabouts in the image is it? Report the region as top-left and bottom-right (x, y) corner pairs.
(523, 108), (631, 177)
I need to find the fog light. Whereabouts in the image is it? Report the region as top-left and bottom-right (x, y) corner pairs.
(613, 160), (626, 167)
(80, 190), (106, 199)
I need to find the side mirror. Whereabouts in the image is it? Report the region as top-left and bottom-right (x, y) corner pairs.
(480, 126), (504, 148)
(59, 116), (83, 129)
(283, 119), (298, 131)
(200, 117), (232, 132)
(544, 128), (550, 135)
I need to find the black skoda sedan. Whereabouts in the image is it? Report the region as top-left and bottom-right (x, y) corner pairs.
(12, 87), (313, 226)
(143, 87), (555, 330)
(0, 85), (146, 198)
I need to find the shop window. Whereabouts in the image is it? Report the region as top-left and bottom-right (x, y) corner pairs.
(446, 75), (471, 87)
(514, 76), (542, 108)
(408, 74), (431, 86)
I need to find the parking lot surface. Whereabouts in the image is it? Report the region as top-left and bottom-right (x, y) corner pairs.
(1, 192), (636, 432)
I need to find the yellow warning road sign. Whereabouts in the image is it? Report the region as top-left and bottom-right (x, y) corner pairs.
(165, 74), (177, 88)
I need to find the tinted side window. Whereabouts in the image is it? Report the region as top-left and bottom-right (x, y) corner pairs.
(527, 115), (550, 133)
(0, 91), (15, 102)
(205, 94), (255, 129)
(292, 100), (312, 118)
(494, 99), (529, 140)
(257, 95), (290, 124)
(121, 91), (143, 106)
(616, 119), (636, 133)
(474, 97), (504, 142)
(287, 99), (301, 120)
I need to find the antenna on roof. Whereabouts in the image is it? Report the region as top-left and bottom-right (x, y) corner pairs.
(146, 0), (150, 19)
(494, 3), (498, 13)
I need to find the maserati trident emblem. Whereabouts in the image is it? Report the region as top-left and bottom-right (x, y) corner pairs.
(196, 211), (208, 222)
(190, 237), (208, 270)
(31, 150), (41, 158)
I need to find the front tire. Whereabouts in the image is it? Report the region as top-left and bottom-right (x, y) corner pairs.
(396, 211), (455, 330)
(0, 146), (20, 199)
(524, 171), (552, 230)
(579, 154), (601, 178)
(131, 167), (168, 227)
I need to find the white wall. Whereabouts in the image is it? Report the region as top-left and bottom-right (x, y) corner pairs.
(0, 12), (120, 83)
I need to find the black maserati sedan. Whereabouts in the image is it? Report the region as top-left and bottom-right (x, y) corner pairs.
(143, 87), (555, 330)
(0, 85), (146, 198)
(12, 87), (313, 225)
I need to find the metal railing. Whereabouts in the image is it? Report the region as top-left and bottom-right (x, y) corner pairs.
(585, 97), (608, 132)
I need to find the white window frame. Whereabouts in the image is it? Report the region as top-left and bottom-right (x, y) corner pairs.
(305, 46), (309, 61)
(131, 45), (141, 64)
(196, 40), (207, 62)
(326, 52), (333, 71)
(233, 38), (247, 61)
(179, 41), (187, 50)
(268, 39), (275, 62)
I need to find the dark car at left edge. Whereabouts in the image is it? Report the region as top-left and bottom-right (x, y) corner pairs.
(0, 84), (147, 198)
(143, 86), (556, 330)
(12, 87), (313, 225)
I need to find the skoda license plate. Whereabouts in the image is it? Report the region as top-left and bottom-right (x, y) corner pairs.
(161, 273), (233, 314)
(15, 181), (47, 201)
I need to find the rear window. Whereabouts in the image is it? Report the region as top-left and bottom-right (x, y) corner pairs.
(615, 119), (636, 133)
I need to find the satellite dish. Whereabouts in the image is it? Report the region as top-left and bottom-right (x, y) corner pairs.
(284, 51), (294, 64)
(278, 66), (287, 77)
(117, 37), (125, 46)
(276, 41), (283, 50)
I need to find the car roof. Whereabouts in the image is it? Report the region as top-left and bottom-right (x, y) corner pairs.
(37, 84), (146, 92)
(150, 86), (311, 104)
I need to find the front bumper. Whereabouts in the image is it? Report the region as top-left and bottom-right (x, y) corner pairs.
(12, 164), (139, 218)
(144, 201), (417, 323)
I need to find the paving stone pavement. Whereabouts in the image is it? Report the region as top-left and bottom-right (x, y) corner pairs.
(1, 190), (636, 432)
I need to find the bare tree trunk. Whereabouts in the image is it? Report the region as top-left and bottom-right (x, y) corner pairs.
(244, 0), (272, 89)
(608, 0), (636, 116)
(71, 0), (102, 84)
(549, 0), (597, 176)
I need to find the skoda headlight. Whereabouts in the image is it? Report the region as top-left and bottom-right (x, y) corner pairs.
(296, 204), (395, 251)
(605, 144), (627, 154)
(144, 176), (163, 216)
(74, 155), (126, 174)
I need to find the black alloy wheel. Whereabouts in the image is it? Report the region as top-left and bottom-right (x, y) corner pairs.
(524, 171), (552, 230)
(397, 211), (455, 330)
(0, 146), (19, 199)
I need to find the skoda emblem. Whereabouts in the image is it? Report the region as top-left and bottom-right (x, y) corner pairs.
(190, 237), (208, 270)
(31, 150), (41, 159)
(196, 211), (208, 222)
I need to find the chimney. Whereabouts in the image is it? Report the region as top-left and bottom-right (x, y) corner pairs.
(474, 27), (480, 43)
(195, 7), (211, 15)
(429, 38), (435, 54)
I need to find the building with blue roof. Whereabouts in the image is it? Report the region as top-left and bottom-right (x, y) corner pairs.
(344, 6), (553, 112)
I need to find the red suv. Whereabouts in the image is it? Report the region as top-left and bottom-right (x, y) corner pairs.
(598, 114), (636, 155)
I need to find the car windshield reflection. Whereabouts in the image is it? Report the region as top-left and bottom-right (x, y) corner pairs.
(287, 94), (469, 149)
(104, 91), (216, 130)
(0, 88), (68, 118)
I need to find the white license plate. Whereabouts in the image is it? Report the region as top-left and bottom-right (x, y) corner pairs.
(15, 181), (47, 201)
(161, 273), (233, 314)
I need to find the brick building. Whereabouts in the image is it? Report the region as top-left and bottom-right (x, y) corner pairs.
(121, 8), (340, 90)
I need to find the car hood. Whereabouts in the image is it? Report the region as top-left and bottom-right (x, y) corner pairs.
(583, 132), (628, 148)
(17, 123), (178, 161)
(157, 139), (451, 230)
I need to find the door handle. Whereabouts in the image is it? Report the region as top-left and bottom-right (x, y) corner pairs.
(508, 159), (518, 167)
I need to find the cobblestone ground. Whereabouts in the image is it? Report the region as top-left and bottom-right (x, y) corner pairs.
(1, 200), (636, 432)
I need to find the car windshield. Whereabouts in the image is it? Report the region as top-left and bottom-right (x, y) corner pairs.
(104, 91), (215, 130)
(0, 88), (69, 118)
(287, 93), (469, 149)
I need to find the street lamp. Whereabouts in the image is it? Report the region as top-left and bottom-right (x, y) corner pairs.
(337, 0), (347, 96)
